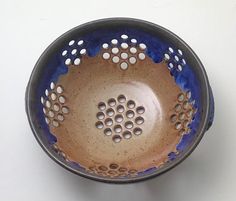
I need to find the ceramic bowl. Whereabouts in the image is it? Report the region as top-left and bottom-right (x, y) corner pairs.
(26, 18), (214, 183)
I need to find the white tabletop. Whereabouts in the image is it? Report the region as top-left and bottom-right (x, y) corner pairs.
(0, 0), (236, 200)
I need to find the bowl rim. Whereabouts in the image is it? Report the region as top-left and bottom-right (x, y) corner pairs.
(25, 17), (211, 184)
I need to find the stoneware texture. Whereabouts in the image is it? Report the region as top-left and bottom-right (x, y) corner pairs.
(25, 18), (214, 183)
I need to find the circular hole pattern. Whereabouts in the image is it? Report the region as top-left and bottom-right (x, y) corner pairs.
(133, 127), (142, 135)
(125, 121), (133, 129)
(183, 120), (189, 127)
(56, 86), (63, 94)
(114, 125), (122, 133)
(117, 95), (126, 103)
(136, 106), (145, 114)
(187, 109), (193, 117)
(41, 97), (45, 104)
(112, 135), (121, 143)
(169, 62), (174, 68)
(178, 49), (183, 55)
(57, 114), (64, 121)
(101, 40), (147, 69)
(96, 121), (104, 129)
(62, 50), (67, 56)
(45, 117), (50, 124)
(186, 91), (191, 99)
(175, 55), (179, 61)
(111, 39), (118, 45)
(69, 40), (75, 46)
(128, 169), (137, 174)
(71, 49), (77, 55)
(120, 62), (128, 70)
(106, 108), (115, 117)
(45, 100), (51, 108)
(50, 82), (55, 90)
(127, 100), (135, 109)
(179, 112), (185, 120)
(139, 43), (146, 50)
(165, 46), (187, 72)
(131, 38), (137, 44)
(98, 166), (108, 171)
(175, 122), (182, 130)
(126, 110), (135, 118)
(183, 101), (189, 110)
(168, 90), (196, 138)
(129, 57), (136, 64)
(105, 118), (113, 126)
(78, 40), (84, 46)
(97, 112), (105, 120)
(138, 53), (145, 60)
(102, 43), (109, 49)
(169, 47), (174, 53)
(164, 53), (170, 60)
(121, 43), (128, 49)
(50, 93), (57, 101)
(117, 105), (125, 113)
(115, 114), (123, 123)
(135, 116), (144, 125)
(80, 49), (86, 55)
(108, 98), (116, 107)
(118, 167), (127, 172)
(48, 110), (54, 118)
(65, 58), (71, 65)
(103, 52), (110, 60)
(130, 47), (137, 54)
(59, 96), (66, 104)
(112, 47), (119, 54)
(52, 120), (59, 127)
(61, 106), (69, 114)
(95, 95), (145, 141)
(98, 102), (106, 110)
(112, 56), (120, 63)
(121, 34), (128, 39)
(170, 114), (177, 123)
(43, 107), (46, 114)
(123, 131), (132, 139)
(121, 52), (128, 59)
(175, 104), (182, 112)
(109, 163), (119, 169)
(179, 129), (186, 136)
(177, 64), (182, 71)
(104, 128), (112, 136)
(178, 93), (185, 102)
(74, 58), (81, 65)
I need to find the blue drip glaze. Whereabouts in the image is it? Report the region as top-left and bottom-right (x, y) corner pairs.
(138, 167), (157, 176)
(173, 64), (201, 153)
(36, 53), (68, 144)
(70, 161), (86, 170)
(168, 152), (177, 161)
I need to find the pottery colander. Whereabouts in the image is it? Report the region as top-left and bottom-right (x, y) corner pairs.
(26, 18), (214, 183)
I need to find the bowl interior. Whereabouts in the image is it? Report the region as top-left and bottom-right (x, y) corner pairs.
(27, 19), (208, 182)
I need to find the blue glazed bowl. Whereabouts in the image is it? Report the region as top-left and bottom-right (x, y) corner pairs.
(26, 18), (214, 183)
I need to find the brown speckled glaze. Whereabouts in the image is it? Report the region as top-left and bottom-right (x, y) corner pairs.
(42, 50), (194, 178)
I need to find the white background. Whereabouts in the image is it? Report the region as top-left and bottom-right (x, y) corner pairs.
(0, 0), (236, 200)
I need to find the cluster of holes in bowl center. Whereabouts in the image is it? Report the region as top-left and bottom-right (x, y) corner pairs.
(164, 47), (186, 72)
(102, 34), (147, 70)
(169, 91), (196, 136)
(88, 163), (137, 178)
(41, 82), (69, 128)
(95, 94), (145, 143)
(61, 39), (86, 66)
